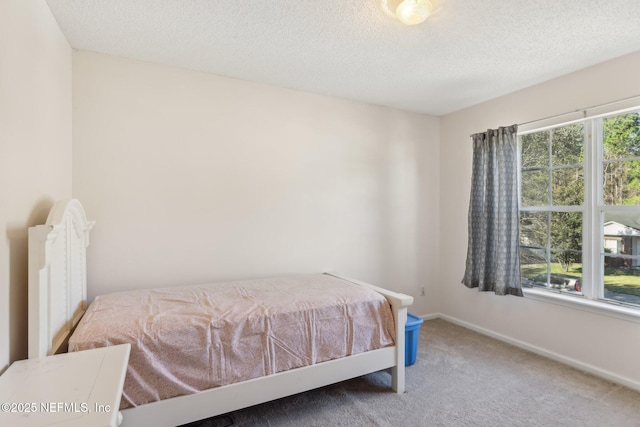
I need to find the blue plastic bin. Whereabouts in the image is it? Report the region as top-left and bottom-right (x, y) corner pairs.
(405, 313), (423, 366)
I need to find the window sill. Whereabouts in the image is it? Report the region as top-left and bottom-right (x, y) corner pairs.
(523, 287), (640, 324)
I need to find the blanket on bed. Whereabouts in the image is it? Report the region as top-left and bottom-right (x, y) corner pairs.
(69, 274), (396, 408)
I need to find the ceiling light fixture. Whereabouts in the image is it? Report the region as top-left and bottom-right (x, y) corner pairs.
(395, 0), (433, 25)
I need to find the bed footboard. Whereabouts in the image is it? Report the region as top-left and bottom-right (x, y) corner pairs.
(324, 272), (414, 393)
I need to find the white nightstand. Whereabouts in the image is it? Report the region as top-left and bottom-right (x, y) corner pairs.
(0, 344), (130, 427)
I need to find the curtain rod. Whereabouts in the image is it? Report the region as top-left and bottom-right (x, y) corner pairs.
(470, 94), (640, 138)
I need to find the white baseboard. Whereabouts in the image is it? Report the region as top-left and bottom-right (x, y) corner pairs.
(417, 313), (440, 321)
(415, 312), (640, 393)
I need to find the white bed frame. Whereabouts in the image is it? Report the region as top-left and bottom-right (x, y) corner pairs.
(29, 199), (414, 427)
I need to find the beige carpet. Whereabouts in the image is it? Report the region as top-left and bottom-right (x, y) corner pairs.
(183, 319), (640, 427)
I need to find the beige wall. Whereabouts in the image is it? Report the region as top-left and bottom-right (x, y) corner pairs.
(0, 1), (72, 369)
(440, 52), (640, 389)
(72, 51), (440, 314)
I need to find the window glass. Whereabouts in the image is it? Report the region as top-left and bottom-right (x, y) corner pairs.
(519, 123), (584, 296)
(521, 170), (549, 206)
(521, 131), (549, 168)
(602, 212), (640, 305)
(552, 168), (583, 206)
(520, 248), (547, 288)
(520, 110), (640, 310)
(520, 211), (548, 247)
(603, 160), (640, 205)
(550, 250), (582, 294)
(550, 212), (582, 251)
(603, 256), (640, 304)
(552, 124), (584, 166)
(603, 112), (640, 160)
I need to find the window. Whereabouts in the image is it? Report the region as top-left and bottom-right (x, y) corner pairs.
(518, 108), (640, 311)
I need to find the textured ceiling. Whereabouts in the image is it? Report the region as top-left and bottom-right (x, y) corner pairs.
(46, 0), (640, 116)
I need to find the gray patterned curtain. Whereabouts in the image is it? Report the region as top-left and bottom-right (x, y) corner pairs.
(462, 125), (522, 296)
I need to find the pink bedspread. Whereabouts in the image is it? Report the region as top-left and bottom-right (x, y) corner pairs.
(69, 274), (396, 408)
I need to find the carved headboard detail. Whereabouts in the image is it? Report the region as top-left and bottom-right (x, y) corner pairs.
(28, 199), (94, 358)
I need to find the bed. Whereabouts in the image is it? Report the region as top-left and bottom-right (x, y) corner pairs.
(28, 199), (414, 427)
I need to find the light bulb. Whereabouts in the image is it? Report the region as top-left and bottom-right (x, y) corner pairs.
(396, 0), (433, 25)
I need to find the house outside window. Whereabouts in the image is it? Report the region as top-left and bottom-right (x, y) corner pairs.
(518, 107), (640, 310)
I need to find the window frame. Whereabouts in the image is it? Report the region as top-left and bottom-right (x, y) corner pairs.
(517, 104), (640, 323)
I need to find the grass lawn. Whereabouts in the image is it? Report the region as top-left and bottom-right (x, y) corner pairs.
(604, 268), (640, 297)
(521, 263), (582, 278)
(521, 263), (640, 297)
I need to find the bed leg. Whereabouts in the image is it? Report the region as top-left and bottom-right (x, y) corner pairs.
(391, 365), (405, 394)
(391, 306), (407, 394)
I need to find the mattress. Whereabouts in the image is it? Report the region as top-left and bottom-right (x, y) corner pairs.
(69, 274), (396, 408)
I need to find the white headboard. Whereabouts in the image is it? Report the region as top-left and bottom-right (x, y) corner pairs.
(28, 199), (94, 358)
